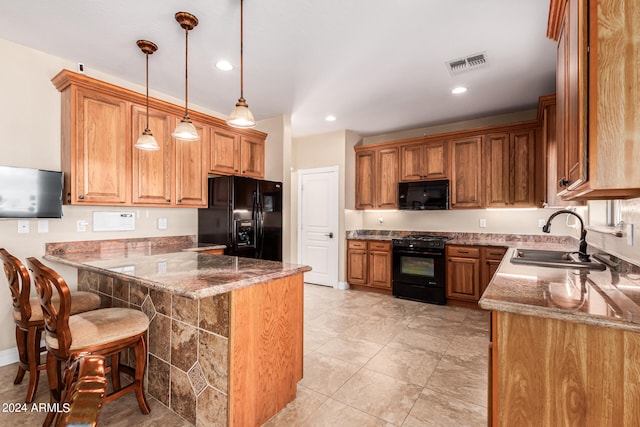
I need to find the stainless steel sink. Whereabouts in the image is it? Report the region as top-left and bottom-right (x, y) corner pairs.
(510, 249), (606, 271)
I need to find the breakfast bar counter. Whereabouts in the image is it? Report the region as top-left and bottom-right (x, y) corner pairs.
(44, 236), (310, 427)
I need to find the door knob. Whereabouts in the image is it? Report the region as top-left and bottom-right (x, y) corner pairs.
(325, 232), (334, 238)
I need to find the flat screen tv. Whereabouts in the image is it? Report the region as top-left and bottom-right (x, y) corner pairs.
(0, 166), (64, 219)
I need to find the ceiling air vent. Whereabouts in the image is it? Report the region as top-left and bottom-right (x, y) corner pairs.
(446, 52), (487, 74)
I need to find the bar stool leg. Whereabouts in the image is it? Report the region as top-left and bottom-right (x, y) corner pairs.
(134, 337), (150, 414)
(14, 327), (27, 385)
(111, 352), (121, 391)
(25, 326), (41, 403)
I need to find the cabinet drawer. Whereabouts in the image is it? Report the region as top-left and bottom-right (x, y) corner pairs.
(483, 247), (507, 260)
(447, 246), (480, 258)
(368, 241), (392, 251)
(348, 240), (367, 250)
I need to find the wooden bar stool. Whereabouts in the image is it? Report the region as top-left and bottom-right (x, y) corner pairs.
(26, 257), (150, 427)
(0, 248), (101, 403)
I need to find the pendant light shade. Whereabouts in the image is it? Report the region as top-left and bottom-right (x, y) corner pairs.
(172, 11), (200, 141)
(135, 40), (160, 151)
(227, 0), (256, 129)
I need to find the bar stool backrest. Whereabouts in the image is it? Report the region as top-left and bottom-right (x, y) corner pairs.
(0, 248), (32, 326)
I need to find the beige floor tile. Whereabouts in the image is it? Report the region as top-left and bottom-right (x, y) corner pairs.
(304, 398), (392, 427)
(390, 327), (452, 353)
(405, 387), (486, 426)
(299, 352), (361, 396)
(315, 335), (384, 366)
(365, 341), (441, 386)
(425, 354), (488, 408)
(332, 368), (422, 425)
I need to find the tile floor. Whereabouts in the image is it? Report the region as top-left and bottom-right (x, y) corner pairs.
(0, 284), (488, 426)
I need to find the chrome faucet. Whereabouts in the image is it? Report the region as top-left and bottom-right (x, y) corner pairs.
(542, 209), (590, 262)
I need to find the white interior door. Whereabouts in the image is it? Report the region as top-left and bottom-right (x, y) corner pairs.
(298, 167), (338, 287)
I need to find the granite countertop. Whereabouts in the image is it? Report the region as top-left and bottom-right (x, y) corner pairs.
(479, 247), (640, 333)
(44, 236), (310, 299)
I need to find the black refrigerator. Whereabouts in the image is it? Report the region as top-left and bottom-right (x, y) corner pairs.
(198, 176), (283, 261)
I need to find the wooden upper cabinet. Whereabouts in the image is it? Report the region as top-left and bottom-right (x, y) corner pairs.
(484, 130), (536, 207)
(400, 140), (448, 181)
(68, 87), (130, 204)
(376, 148), (399, 209)
(52, 69), (268, 208)
(209, 128), (239, 175)
(355, 147), (398, 210)
(175, 119), (207, 207)
(208, 130), (265, 179)
(131, 105), (173, 205)
(450, 136), (483, 208)
(239, 136), (265, 179)
(548, 0), (640, 199)
(484, 134), (510, 207)
(355, 150), (376, 209)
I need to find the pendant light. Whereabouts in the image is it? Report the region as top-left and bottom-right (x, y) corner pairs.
(134, 40), (160, 151)
(227, 0), (256, 129)
(172, 11), (200, 141)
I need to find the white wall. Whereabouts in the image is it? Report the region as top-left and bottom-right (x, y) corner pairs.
(0, 37), (291, 356)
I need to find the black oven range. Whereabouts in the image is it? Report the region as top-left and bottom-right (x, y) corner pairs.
(392, 235), (449, 305)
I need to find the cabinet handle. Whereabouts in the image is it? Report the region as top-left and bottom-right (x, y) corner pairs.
(234, 169), (238, 172)
(79, 195), (85, 200)
(458, 250), (469, 254)
(166, 199), (171, 202)
(559, 177), (571, 187)
(177, 199), (182, 203)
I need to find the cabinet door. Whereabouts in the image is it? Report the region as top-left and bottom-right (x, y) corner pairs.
(376, 148), (398, 209)
(423, 140), (448, 180)
(175, 119), (207, 207)
(510, 130), (536, 207)
(481, 247), (506, 296)
(484, 133), (510, 207)
(347, 248), (368, 285)
(564, 0), (587, 191)
(240, 136), (265, 178)
(446, 256), (480, 301)
(209, 128), (239, 175)
(74, 88), (129, 204)
(450, 136), (483, 208)
(355, 151), (376, 209)
(368, 241), (392, 289)
(399, 144), (424, 181)
(132, 105), (173, 205)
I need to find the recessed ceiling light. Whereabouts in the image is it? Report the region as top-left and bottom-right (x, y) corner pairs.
(216, 60), (233, 71)
(325, 115), (337, 122)
(451, 86), (467, 95)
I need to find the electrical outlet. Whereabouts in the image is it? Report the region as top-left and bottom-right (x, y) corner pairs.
(158, 218), (168, 230)
(538, 219), (546, 228)
(17, 220), (29, 234)
(627, 224), (634, 246)
(378, 217), (384, 225)
(479, 219), (487, 228)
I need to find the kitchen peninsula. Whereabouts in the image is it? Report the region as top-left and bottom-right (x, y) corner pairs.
(44, 236), (310, 427)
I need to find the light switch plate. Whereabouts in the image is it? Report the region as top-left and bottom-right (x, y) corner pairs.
(479, 219), (487, 228)
(627, 224), (634, 246)
(158, 218), (168, 230)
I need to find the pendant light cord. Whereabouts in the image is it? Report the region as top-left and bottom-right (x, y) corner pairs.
(184, 27), (190, 118)
(145, 52), (150, 131)
(240, 0), (244, 100)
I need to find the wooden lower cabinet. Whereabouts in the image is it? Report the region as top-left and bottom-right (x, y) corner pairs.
(490, 311), (640, 426)
(346, 240), (392, 290)
(447, 245), (506, 303)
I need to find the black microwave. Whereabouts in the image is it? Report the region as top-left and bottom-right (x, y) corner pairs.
(398, 180), (449, 210)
